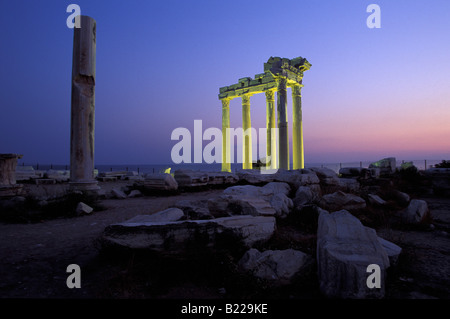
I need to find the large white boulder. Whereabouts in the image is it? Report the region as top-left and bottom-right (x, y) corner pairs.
(317, 210), (390, 299)
(101, 215), (276, 252)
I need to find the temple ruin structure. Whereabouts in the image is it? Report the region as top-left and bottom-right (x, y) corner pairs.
(219, 56), (311, 172)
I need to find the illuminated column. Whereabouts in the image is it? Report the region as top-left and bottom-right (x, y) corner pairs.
(277, 77), (289, 170)
(221, 98), (231, 172)
(242, 94), (252, 169)
(70, 16), (99, 192)
(265, 89), (277, 169)
(292, 84), (304, 169)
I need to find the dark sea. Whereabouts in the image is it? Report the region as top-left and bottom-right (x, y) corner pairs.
(18, 159), (441, 175)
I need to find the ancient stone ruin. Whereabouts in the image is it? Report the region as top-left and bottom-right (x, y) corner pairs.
(219, 57), (311, 171)
(69, 15), (100, 193)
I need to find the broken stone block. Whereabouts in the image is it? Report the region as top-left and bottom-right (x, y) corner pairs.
(317, 210), (390, 299)
(125, 208), (184, 223)
(101, 215), (276, 253)
(367, 194), (387, 206)
(269, 193), (293, 219)
(174, 170), (208, 187)
(402, 199), (430, 224)
(127, 189), (142, 198)
(236, 169), (276, 184)
(139, 173), (178, 191)
(393, 190), (410, 206)
(207, 172), (239, 185)
(319, 191), (366, 212)
(76, 202), (93, 215)
(338, 178), (360, 193)
(112, 188), (127, 199)
(238, 248), (312, 285)
(173, 199), (213, 220)
(207, 195), (276, 217)
(310, 167), (340, 186)
(44, 170), (70, 182)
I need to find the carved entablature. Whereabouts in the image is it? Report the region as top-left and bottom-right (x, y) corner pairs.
(219, 56), (311, 100)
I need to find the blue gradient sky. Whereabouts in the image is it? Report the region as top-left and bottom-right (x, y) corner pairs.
(1, 0), (449, 165)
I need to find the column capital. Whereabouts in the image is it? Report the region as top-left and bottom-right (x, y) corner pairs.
(241, 94), (252, 105)
(291, 83), (304, 96)
(221, 98), (230, 108)
(265, 89), (276, 100)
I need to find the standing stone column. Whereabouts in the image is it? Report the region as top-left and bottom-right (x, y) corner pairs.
(265, 89), (277, 169)
(241, 94), (252, 170)
(221, 98), (231, 172)
(277, 77), (289, 170)
(70, 15), (99, 192)
(292, 84), (304, 169)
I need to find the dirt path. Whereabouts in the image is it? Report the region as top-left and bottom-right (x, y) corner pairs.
(0, 188), (223, 298)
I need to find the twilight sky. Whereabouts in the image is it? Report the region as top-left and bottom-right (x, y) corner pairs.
(1, 0), (450, 165)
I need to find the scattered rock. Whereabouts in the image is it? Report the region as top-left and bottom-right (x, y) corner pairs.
(207, 172), (239, 185)
(317, 210), (390, 299)
(76, 202), (93, 215)
(112, 188), (127, 199)
(338, 178), (360, 193)
(140, 173), (178, 191)
(173, 199), (213, 220)
(293, 186), (315, 208)
(208, 195), (276, 217)
(310, 167), (340, 187)
(367, 194), (387, 206)
(236, 169), (276, 184)
(393, 190), (410, 206)
(261, 182), (291, 197)
(238, 248), (312, 285)
(127, 189), (142, 198)
(402, 199), (430, 224)
(174, 170), (209, 187)
(273, 169), (320, 189)
(319, 191), (366, 211)
(269, 193), (293, 218)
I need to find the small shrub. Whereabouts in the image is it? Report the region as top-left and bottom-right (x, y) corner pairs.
(435, 160), (450, 168)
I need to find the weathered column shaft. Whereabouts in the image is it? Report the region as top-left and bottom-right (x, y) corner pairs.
(277, 77), (289, 170)
(292, 84), (304, 169)
(0, 154), (22, 186)
(70, 15), (99, 191)
(265, 89), (277, 169)
(221, 99), (231, 172)
(241, 94), (252, 169)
